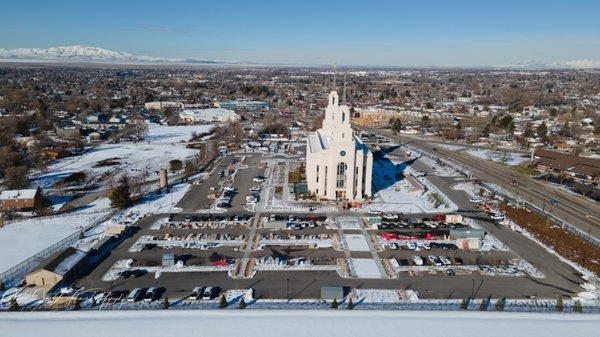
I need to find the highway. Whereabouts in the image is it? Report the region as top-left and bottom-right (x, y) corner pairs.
(359, 126), (600, 242)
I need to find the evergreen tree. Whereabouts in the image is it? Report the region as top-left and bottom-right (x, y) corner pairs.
(537, 122), (548, 141)
(573, 300), (582, 313)
(109, 176), (132, 209)
(559, 121), (571, 137)
(330, 298), (338, 309)
(495, 297), (506, 311)
(391, 118), (402, 133)
(556, 297), (564, 312)
(219, 294), (228, 309)
(347, 298), (354, 310)
(479, 296), (491, 311)
(238, 298), (247, 309)
(162, 296), (169, 309)
(460, 298), (470, 310)
(523, 126), (534, 138)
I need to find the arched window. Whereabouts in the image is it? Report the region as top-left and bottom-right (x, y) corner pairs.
(336, 162), (347, 188)
(342, 112), (345, 122)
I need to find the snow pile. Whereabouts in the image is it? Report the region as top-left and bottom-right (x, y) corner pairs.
(352, 289), (401, 303)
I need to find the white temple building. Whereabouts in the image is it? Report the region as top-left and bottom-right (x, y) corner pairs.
(306, 84), (373, 201)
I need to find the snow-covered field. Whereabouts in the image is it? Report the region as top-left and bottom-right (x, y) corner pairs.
(32, 124), (212, 190)
(466, 149), (529, 166)
(0, 310), (597, 337)
(0, 181), (189, 275)
(0, 206), (111, 273)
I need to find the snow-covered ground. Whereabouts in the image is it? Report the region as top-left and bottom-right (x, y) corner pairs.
(0, 310), (597, 337)
(0, 181), (189, 277)
(466, 149), (530, 166)
(0, 200), (112, 273)
(351, 258), (382, 278)
(364, 157), (457, 213)
(343, 234), (370, 251)
(32, 124), (212, 190)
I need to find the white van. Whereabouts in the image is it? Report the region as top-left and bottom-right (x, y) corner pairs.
(127, 288), (142, 302)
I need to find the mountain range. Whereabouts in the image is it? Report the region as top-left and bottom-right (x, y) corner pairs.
(0, 45), (598, 69)
(0, 45), (239, 65)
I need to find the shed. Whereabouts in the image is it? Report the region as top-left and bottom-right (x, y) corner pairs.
(449, 228), (485, 239)
(24, 247), (87, 289)
(162, 253), (176, 267)
(321, 286), (346, 300)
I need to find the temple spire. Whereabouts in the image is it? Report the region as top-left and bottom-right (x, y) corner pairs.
(332, 63), (337, 91)
(342, 73), (347, 105)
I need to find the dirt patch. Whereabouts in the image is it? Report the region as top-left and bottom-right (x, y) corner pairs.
(94, 158), (121, 167)
(500, 203), (600, 277)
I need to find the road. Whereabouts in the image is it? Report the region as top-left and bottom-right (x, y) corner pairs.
(360, 126), (600, 241)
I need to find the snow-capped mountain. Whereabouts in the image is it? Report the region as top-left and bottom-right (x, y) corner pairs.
(0, 45), (237, 64)
(495, 59), (600, 70)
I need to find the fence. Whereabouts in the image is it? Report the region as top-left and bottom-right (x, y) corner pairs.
(0, 211), (116, 287)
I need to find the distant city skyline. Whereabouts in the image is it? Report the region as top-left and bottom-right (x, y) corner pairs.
(1, 0), (599, 67)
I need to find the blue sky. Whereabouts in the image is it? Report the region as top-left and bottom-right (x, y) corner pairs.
(1, 0), (599, 66)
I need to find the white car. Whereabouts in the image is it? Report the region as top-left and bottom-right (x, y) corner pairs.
(421, 242), (431, 250)
(469, 198), (483, 204)
(389, 242), (399, 250)
(253, 176), (266, 183)
(490, 214), (506, 221)
(407, 242), (418, 250)
(411, 255), (424, 266)
(439, 256), (452, 265)
(428, 255), (442, 266)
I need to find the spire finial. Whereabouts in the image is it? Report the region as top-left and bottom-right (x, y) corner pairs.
(342, 73), (347, 105)
(332, 62), (337, 91)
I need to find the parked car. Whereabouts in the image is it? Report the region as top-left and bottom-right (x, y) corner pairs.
(389, 242), (399, 250)
(411, 255), (424, 266)
(144, 287), (157, 302)
(397, 259), (410, 266)
(490, 213), (506, 221)
(190, 287), (204, 301)
(428, 255), (442, 266)
(447, 268), (456, 276)
(203, 287), (218, 300)
(452, 257), (464, 265)
(127, 288), (143, 302)
(439, 256), (452, 265)
(106, 290), (128, 301)
(469, 198), (483, 204)
(253, 176), (266, 183)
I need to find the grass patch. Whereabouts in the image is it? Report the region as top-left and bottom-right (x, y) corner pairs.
(514, 165), (540, 176)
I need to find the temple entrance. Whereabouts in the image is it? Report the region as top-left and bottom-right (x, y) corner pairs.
(335, 191), (346, 199)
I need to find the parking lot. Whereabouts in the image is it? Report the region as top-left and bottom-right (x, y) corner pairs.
(64, 150), (588, 306)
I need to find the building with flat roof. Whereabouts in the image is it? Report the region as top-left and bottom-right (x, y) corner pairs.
(179, 108), (241, 123)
